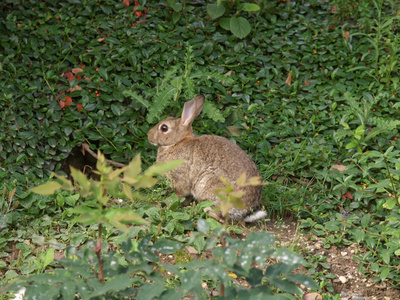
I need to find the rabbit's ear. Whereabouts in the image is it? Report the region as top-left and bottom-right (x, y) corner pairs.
(181, 95), (205, 126)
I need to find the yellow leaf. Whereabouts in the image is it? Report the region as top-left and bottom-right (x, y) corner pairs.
(248, 176), (262, 186)
(228, 272), (237, 279)
(236, 173), (247, 186)
(220, 201), (234, 217)
(124, 154), (142, 182)
(229, 196), (246, 209)
(109, 166), (128, 180)
(123, 183), (133, 201)
(219, 176), (229, 186)
(135, 175), (157, 189)
(230, 191), (245, 199)
(53, 173), (74, 191)
(70, 167), (91, 193)
(144, 159), (184, 176)
(30, 181), (61, 195)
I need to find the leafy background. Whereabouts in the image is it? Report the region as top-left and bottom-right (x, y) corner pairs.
(1, 0), (400, 298)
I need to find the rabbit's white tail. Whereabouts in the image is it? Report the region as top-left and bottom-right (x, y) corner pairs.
(243, 210), (268, 223)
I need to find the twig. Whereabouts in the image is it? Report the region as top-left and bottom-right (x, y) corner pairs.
(82, 143), (126, 168)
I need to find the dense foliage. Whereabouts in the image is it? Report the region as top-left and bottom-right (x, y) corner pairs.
(1, 0), (400, 298)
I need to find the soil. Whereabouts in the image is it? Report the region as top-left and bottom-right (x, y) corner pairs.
(157, 219), (400, 300)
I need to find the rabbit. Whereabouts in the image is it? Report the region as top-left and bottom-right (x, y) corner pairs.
(147, 94), (267, 222)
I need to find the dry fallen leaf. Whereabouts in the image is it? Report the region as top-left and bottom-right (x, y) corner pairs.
(226, 126), (243, 137)
(330, 165), (346, 172)
(344, 31), (350, 41)
(303, 293), (322, 300)
(285, 70), (293, 85)
(67, 85), (82, 93)
(344, 31), (350, 42)
(222, 70), (232, 85)
(304, 79), (310, 86)
(72, 67), (84, 74)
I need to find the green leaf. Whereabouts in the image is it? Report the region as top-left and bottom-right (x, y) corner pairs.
(380, 267), (391, 281)
(72, 206), (103, 225)
(192, 236), (206, 254)
(361, 214), (371, 228)
(268, 277), (302, 294)
(180, 269), (202, 293)
(168, 0), (183, 12)
(105, 208), (146, 229)
(65, 194), (80, 206)
(354, 125), (365, 139)
(197, 218), (210, 233)
(111, 104), (122, 116)
(272, 248), (304, 265)
(345, 141), (357, 149)
(207, 4), (225, 19)
(64, 126), (73, 136)
(61, 281), (76, 300)
(241, 3), (260, 12)
(89, 275), (138, 298)
(146, 86), (178, 123)
(40, 247), (55, 269)
(122, 90), (150, 108)
(172, 12), (182, 24)
(203, 101), (225, 123)
(31, 181), (61, 195)
(286, 273), (318, 289)
(25, 284), (60, 300)
(136, 282), (165, 300)
(325, 220), (340, 231)
(219, 18), (231, 31)
(97, 67), (108, 80)
(383, 198), (397, 210)
(230, 17), (251, 39)
(151, 239), (184, 254)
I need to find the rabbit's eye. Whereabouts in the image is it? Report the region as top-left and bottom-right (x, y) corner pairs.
(160, 124), (169, 132)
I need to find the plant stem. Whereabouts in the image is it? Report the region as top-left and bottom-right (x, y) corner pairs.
(96, 223), (105, 284)
(383, 155), (399, 205)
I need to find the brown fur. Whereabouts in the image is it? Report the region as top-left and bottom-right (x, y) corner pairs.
(147, 95), (265, 221)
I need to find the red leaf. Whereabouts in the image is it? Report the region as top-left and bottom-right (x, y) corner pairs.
(77, 103), (83, 113)
(122, 0), (130, 8)
(344, 191), (353, 200)
(64, 70), (75, 82)
(134, 0), (142, 17)
(59, 100), (65, 109)
(65, 96), (73, 106)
